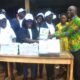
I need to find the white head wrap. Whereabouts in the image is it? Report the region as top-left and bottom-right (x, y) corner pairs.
(37, 13), (44, 18)
(25, 13), (34, 20)
(44, 11), (53, 17)
(0, 14), (6, 20)
(17, 8), (25, 13)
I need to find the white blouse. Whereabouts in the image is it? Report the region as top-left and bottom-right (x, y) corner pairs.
(28, 28), (32, 39)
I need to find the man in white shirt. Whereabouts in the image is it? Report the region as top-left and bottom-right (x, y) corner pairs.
(0, 14), (16, 44)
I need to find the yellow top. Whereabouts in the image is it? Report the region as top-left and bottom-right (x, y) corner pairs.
(56, 22), (69, 51)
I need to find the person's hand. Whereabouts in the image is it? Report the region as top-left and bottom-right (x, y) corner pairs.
(48, 35), (54, 39)
(54, 32), (60, 37)
(34, 40), (39, 43)
(36, 40), (39, 43)
(12, 38), (16, 42)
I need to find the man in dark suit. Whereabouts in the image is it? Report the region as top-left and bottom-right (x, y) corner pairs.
(17, 13), (39, 43)
(11, 8), (26, 76)
(11, 8), (26, 41)
(17, 13), (39, 80)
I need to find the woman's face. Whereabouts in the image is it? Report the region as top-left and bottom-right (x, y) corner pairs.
(0, 18), (6, 28)
(26, 20), (33, 28)
(45, 14), (53, 23)
(61, 15), (67, 24)
(37, 16), (43, 24)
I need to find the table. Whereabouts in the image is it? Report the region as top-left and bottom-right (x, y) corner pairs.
(0, 52), (74, 80)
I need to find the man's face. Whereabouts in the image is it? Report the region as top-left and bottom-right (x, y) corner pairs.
(0, 18), (6, 28)
(18, 11), (26, 19)
(67, 6), (76, 18)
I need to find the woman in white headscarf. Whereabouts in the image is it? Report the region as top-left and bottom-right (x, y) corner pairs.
(0, 14), (16, 44)
(17, 13), (39, 43)
(17, 13), (39, 80)
(0, 13), (16, 79)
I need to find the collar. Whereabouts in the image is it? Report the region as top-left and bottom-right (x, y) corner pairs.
(72, 15), (77, 20)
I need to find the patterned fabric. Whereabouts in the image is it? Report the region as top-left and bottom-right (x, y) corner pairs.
(56, 22), (69, 51)
(55, 17), (80, 51)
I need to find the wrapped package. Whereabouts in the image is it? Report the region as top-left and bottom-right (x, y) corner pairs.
(19, 43), (39, 56)
(39, 39), (61, 56)
(0, 43), (19, 55)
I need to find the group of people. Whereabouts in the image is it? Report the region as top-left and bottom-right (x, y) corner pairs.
(11, 8), (56, 80)
(0, 5), (80, 80)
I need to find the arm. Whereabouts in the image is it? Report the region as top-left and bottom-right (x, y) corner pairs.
(54, 26), (74, 38)
(23, 38), (39, 43)
(18, 29), (39, 43)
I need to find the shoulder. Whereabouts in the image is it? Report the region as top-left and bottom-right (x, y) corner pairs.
(12, 18), (17, 21)
(11, 18), (20, 28)
(66, 22), (69, 26)
(11, 18), (19, 24)
(72, 16), (80, 27)
(56, 23), (61, 27)
(76, 16), (80, 19)
(73, 16), (80, 22)
(41, 22), (48, 28)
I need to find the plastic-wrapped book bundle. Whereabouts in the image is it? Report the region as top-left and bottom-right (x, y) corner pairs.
(0, 43), (19, 55)
(0, 39), (60, 56)
(39, 39), (61, 56)
(19, 43), (39, 56)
